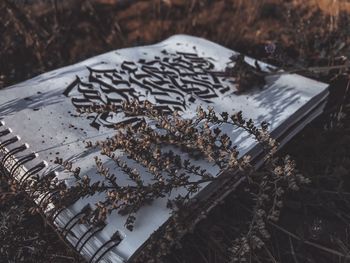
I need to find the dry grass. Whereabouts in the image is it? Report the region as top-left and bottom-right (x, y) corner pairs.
(1, 1), (350, 262)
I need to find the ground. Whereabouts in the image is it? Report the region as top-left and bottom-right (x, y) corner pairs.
(0, 0), (350, 262)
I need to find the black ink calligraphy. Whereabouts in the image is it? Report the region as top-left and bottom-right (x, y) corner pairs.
(63, 51), (231, 129)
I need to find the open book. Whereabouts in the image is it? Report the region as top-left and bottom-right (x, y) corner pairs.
(0, 35), (328, 262)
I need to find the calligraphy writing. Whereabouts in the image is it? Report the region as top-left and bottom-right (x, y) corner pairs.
(63, 51), (231, 129)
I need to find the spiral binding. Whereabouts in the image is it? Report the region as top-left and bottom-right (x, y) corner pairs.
(0, 121), (123, 262)
(18, 160), (47, 184)
(30, 171), (58, 198)
(74, 226), (94, 250)
(9, 152), (39, 178)
(0, 136), (20, 149)
(51, 207), (67, 222)
(62, 204), (92, 238)
(0, 128), (12, 137)
(77, 223), (106, 253)
(37, 189), (60, 208)
(89, 231), (123, 263)
(0, 124), (21, 175)
(94, 242), (121, 263)
(2, 144), (29, 165)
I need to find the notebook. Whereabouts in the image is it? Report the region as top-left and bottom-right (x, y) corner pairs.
(0, 35), (328, 262)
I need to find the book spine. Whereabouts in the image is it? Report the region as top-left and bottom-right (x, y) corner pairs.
(0, 120), (47, 183)
(0, 120), (124, 263)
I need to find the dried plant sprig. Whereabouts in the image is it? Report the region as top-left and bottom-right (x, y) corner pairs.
(28, 100), (309, 262)
(45, 101), (256, 228)
(130, 102), (310, 262)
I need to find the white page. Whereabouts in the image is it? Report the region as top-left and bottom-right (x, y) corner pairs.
(0, 35), (328, 262)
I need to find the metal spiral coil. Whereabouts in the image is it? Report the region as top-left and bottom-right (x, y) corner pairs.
(62, 204), (92, 238)
(89, 231), (123, 263)
(77, 223), (106, 253)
